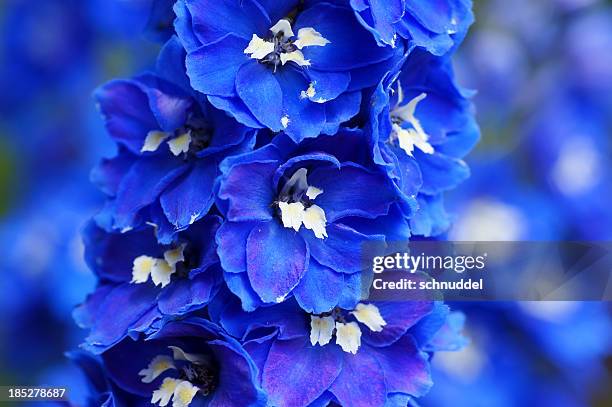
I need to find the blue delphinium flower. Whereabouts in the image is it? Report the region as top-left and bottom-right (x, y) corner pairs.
(73, 317), (266, 407)
(75, 215), (222, 354)
(368, 48), (479, 237)
(208, 289), (465, 407)
(349, 0), (474, 54)
(94, 38), (256, 240)
(173, 0), (403, 141)
(215, 129), (410, 312)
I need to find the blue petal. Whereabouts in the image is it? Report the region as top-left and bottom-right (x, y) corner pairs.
(276, 67), (326, 142)
(156, 36), (192, 92)
(329, 349), (387, 407)
(135, 74), (193, 132)
(305, 69), (351, 103)
(218, 161), (276, 222)
(372, 335), (432, 397)
(208, 95), (263, 129)
(294, 260), (344, 313)
(309, 163), (396, 222)
(235, 61), (283, 131)
(409, 194), (451, 237)
(263, 336), (343, 407)
(302, 223), (380, 274)
(113, 156), (190, 230)
(362, 301), (434, 347)
(160, 160), (217, 229)
(84, 283), (159, 353)
(416, 151), (470, 195)
(224, 271), (265, 311)
(186, 34), (248, 97)
(95, 80), (158, 154)
(216, 221), (256, 274)
(296, 2), (393, 71)
(207, 340), (264, 407)
(246, 220), (309, 303)
(91, 150), (133, 197)
(157, 270), (220, 315)
(184, 0), (270, 43)
(321, 91), (362, 135)
(83, 221), (160, 283)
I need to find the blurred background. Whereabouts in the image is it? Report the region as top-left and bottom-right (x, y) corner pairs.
(0, 0), (610, 406)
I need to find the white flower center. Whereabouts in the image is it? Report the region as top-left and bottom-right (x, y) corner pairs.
(308, 303), (387, 354)
(390, 91), (435, 157)
(244, 19), (330, 69)
(131, 244), (186, 288)
(277, 169), (327, 239)
(142, 130), (192, 157)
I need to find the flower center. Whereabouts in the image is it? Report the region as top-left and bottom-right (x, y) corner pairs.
(275, 168), (327, 239)
(141, 346), (217, 407)
(244, 19), (330, 71)
(131, 242), (190, 288)
(309, 303), (387, 354)
(142, 115), (212, 158)
(389, 86), (435, 157)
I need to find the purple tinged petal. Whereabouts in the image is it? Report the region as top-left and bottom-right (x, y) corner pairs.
(90, 150), (134, 197)
(329, 349), (387, 407)
(157, 270), (220, 315)
(321, 91), (362, 135)
(218, 161), (276, 222)
(363, 301), (434, 347)
(160, 160), (217, 229)
(186, 34), (249, 97)
(372, 335), (433, 397)
(95, 80), (158, 154)
(216, 221), (256, 274)
(246, 221), (309, 304)
(293, 260), (344, 314)
(263, 336), (343, 407)
(235, 62), (284, 131)
(207, 340), (263, 407)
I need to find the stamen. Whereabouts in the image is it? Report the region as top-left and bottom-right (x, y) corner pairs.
(335, 321), (362, 354)
(143, 131), (170, 153)
(391, 93), (434, 156)
(302, 205), (327, 239)
(132, 255), (156, 284)
(139, 355), (176, 383)
(351, 303), (387, 332)
(310, 315), (335, 346)
(151, 377), (179, 407)
(168, 132), (192, 156)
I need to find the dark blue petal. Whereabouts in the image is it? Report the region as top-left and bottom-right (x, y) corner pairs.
(157, 270), (220, 315)
(95, 80), (158, 154)
(416, 151), (469, 195)
(113, 156), (190, 230)
(160, 160), (216, 229)
(208, 95), (263, 129)
(218, 161), (276, 222)
(216, 221), (256, 274)
(224, 271), (265, 311)
(362, 301), (434, 347)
